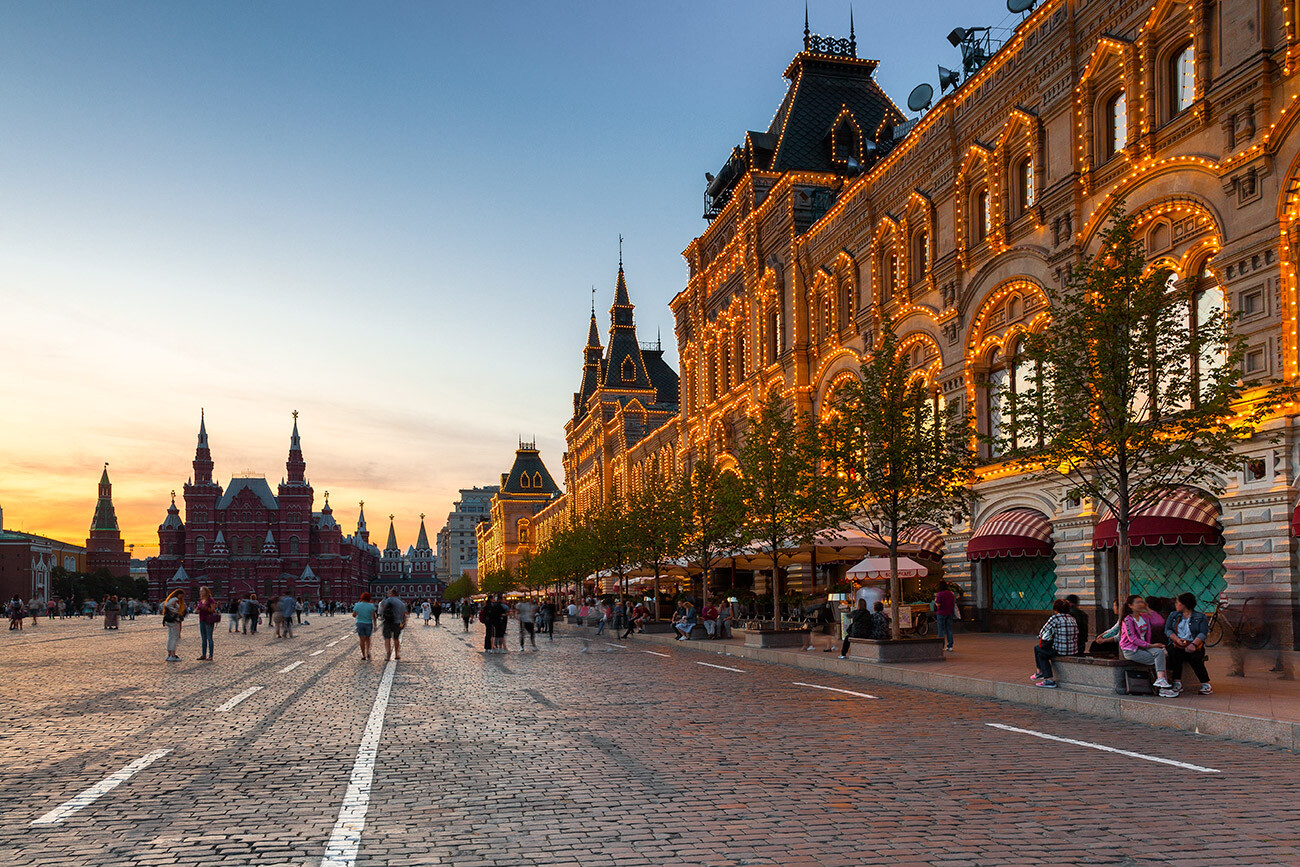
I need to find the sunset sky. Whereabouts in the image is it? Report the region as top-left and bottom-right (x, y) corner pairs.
(0, 0), (1007, 552)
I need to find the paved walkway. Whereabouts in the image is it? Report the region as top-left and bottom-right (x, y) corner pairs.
(4, 616), (1300, 865)
(609, 625), (1300, 748)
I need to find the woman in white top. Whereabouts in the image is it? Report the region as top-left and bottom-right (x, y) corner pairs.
(421, 600), (432, 627)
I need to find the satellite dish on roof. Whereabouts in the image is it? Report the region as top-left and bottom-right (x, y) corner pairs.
(907, 82), (934, 113)
(1007, 0), (1036, 12)
(938, 65), (960, 93)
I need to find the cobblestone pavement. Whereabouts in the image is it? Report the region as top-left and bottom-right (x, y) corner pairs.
(2, 616), (1298, 866)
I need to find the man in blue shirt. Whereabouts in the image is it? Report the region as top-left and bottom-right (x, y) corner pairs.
(279, 592), (297, 639)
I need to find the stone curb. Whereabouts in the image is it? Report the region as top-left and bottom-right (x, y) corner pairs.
(559, 623), (1300, 752)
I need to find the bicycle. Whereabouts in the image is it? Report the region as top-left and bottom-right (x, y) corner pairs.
(1205, 596), (1272, 650)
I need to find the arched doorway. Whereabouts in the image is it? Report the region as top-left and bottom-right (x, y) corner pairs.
(966, 507), (1056, 633)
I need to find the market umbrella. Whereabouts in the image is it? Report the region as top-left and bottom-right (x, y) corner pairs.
(846, 556), (929, 581)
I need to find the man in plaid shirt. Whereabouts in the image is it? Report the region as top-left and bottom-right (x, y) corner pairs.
(1032, 598), (1079, 688)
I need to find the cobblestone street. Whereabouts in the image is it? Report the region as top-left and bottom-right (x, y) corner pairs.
(2, 617), (1298, 866)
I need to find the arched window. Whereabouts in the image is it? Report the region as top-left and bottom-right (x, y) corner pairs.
(621, 357), (635, 381)
(533, 472), (543, 487)
(290, 536), (299, 555)
(736, 332), (746, 380)
(520, 473), (531, 489)
(1015, 157), (1034, 216)
(887, 252), (899, 298)
(986, 351), (1009, 457)
(1105, 91), (1127, 158)
(1170, 44), (1195, 115)
(974, 188), (990, 242)
(766, 309), (780, 362)
(517, 520), (529, 545)
(1192, 269), (1226, 404)
(196, 537), (206, 556)
(912, 230), (929, 282)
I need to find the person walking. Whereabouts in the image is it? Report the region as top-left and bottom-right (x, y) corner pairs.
(595, 601), (611, 636)
(162, 589), (187, 662)
(278, 593), (297, 639)
(516, 597), (538, 650)
(103, 595), (121, 630)
(247, 594), (261, 634)
(432, 601), (442, 627)
(420, 600), (432, 627)
(227, 598), (240, 632)
(378, 589), (408, 661)
(461, 600), (473, 633)
(352, 592), (377, 660)
(493, 595), (508, 651)
(541, 600), (556, 639)
(934, 582), (957, 652)
(195, 586), (219, 661)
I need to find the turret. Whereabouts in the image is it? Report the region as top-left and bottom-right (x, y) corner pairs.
(286, 410), (306, 485)
(193, 409), (214, 485)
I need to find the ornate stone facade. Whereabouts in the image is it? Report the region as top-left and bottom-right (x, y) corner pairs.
(664, 0), (1300, 632)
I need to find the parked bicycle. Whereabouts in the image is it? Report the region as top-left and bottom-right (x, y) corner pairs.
(1205, 596), (1272, 649)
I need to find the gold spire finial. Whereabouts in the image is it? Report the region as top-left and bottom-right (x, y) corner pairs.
(292, 409), (299, 421)
(389, 513), (395, 521)
(420, 512), (425, 520)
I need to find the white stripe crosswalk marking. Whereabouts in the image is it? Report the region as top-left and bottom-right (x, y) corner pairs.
(31, 749), (173, 825)
(320, 660), (398, 867)
(216, 686), (263, 711)
(695, 661), (744, 672)
(311, 649), (326, 656)
(792, 682), (877, 699)
(985, 723), (1220, 773)
(279, 661), (304, 673)
(640, 650), (670, 657)
(603, 642), (625, 649)
(327, 640), (342, 647)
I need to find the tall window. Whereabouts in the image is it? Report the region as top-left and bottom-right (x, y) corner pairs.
(196, 537), (206, 556)
(766, 309), (779, 362)
(975, 188), (990, 241)
(1106, 91), (1127, 158)
(1016, 157), (1034, 215)
(987, 344), (1044, 457)
(1191, 270), (1226, 405)
(888, 253), (899, 297)
(289, 536), (299, 555)
(987, 352), (1008, 457)
(1171, 44), (1195, 115)
(913, 230), (929, 282)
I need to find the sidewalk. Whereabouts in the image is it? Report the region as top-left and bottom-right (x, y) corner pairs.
(565, 624), (1300, 751)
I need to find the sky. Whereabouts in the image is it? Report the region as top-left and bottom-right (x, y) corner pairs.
(0, 0), (1015, 552)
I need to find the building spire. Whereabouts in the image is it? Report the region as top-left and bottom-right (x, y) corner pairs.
(849, 6), (856, 54)
(192, 409), (214, 485)
(804, 2), (811, 51)
(286, 410), (306, 484)
(198, 407), (208, 447)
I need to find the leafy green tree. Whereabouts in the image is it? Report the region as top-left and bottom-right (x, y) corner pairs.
(1006, 209), (1287, 601)
(589, 494), (639, 607)
(443, 574), (476, 602)
(477, 566), (515, 596)
(678, 458), (746, 607)
(626, 466), (687, 620)
(735, 388), (836, 624)
(825, 317), (976, 638)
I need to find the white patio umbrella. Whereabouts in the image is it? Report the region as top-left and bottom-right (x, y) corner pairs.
(846, 556), (929, 581)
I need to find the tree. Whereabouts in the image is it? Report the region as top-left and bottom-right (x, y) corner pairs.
(1008, 208), (1286, 602)
(735, 388), (836, 624)
(825, 317), (976, 639)
(478, 566), (515, 596)
(626, 465), (687, 620)
(589, 494), (639, 608)
(678, 458), (746, 608)
(443, 574), (476, 602)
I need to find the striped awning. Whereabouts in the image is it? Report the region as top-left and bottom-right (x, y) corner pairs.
(1293, 499), (1300, 537)
(966, 509), (1053, 561)
(900, 524), (945, 561)
(1093, 488), (1220, 549)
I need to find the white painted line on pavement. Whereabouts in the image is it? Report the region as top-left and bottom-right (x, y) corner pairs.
(603, 642), (625, 649)
(311, 649), (326, 656)
(327, 640), (342, 647)
(985, 723), (1220, 773)
(640, 650), (670, 657)
(31, 748), (173, 826)
(695, 661), (744, 672)
(320, 660), (398, 867)
(217, 686), (263, 711)
(279, 661), (304, 673)
(792, 681), (877, 699)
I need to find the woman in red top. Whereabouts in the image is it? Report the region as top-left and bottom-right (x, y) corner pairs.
(196, 586), (220, 661)
(934, 582), (957, 652)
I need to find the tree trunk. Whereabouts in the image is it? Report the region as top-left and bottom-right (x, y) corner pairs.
(1116, 521), (1131, 606)
(653, 567), (661, 622)
(889, 544), (902, 640)
(772, 549), (781, 625)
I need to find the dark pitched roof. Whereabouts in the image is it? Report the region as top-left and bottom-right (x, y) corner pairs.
(501, 446), (561, 497)
(766, 54), (903, 174)
(641, 349), (680, 408)
(216, 477), (279, 511)
(603, 265), (654, 393)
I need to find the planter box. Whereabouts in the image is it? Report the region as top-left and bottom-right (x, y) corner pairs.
(742, 628), (809, 649)
(846, 637), (945, 663)
(564, 615), (582, 625)
(1053, 655), (1152, 695)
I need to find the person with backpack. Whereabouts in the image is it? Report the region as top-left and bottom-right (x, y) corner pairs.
(352, 592), (377, 660)
(195, 586), (219, 661)
(378, 589), (408, 661)
(162, 589), (187, 662)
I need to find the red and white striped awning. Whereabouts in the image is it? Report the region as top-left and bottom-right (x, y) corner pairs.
(899, 524), (945, 561)
(1093, 488), (1220, 549)
(966, 509), (1053, 561)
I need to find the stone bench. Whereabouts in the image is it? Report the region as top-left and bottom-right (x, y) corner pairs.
(741, 627), (809, 648)
(1052, 655), (1154, 695)
(845, 637), (945, 663)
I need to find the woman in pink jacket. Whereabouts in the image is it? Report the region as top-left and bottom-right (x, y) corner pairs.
(1120, 596), (1175, 696)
